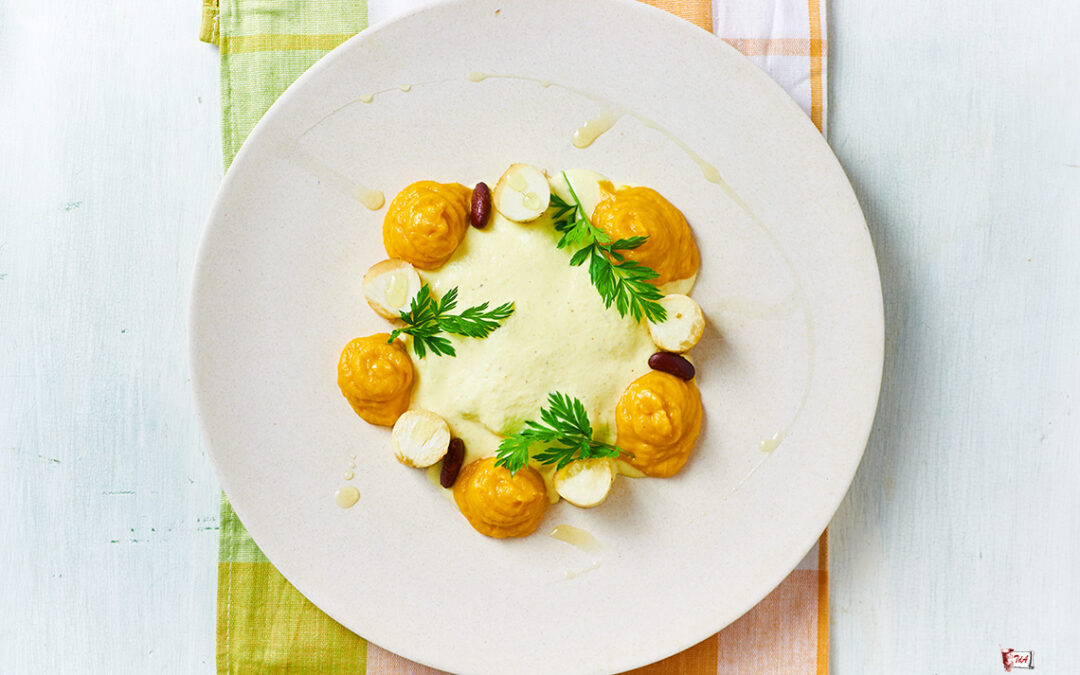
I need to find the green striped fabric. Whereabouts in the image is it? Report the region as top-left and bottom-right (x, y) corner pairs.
(216, 0), (368, 166)
(204, 2), (369, 672)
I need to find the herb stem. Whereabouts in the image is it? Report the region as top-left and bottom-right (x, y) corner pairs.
(388, 284), (514, 358)
(552, 172), (667, 323)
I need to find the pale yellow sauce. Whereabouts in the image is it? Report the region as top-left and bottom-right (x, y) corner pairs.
(278, 139), (384, 211)
(637, 118), (727, 186)
(334, 486), (360, 508)
(572, 110), (622, 148)
(615, 459), (646, 478)
(660, 274), (696, 297)
(354, 186), (385, 211)
(409, 205), (657, 499)
(549, 524), (603, 553)
(759, 432), (783, 453)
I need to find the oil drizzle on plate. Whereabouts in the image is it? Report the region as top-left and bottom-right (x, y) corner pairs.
(713, 289), (816, 457)
(466, 72), (732, 188)
(276, 138), (385, 211)
(298, 79), (443, 136)
(572, 110), (622, 148)
(757, 298), (815, 454)
(550, 525), (604, 580)
(354, 186), (385, 210)
(637, 117), (728, 187)
(335, 486), (360, 509)
(549, 524), (603, 553)
(759, 432), (783, 453)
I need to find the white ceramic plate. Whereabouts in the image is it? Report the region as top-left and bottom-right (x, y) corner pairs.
(191, 1), (883, 673)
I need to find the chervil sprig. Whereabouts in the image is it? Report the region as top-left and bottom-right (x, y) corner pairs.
(388, 284), (514, 358)
(495, 392), (628, 475)
(550, 191), (609, 251)
(551, 174), (667, 323)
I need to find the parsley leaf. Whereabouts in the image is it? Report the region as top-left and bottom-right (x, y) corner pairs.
(388, 284), (514, 358)
(495, 392), (627, 475)
(552, 173), (667, 323)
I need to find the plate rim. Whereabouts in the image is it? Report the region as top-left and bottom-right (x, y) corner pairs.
(190, 0), (884, 672)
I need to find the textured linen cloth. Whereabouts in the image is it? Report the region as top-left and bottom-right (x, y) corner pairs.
(201, 0), (829, 672)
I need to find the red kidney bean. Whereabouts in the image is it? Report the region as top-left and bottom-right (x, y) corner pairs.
(648, 352), (695, 380)
(440, 437), (466, 488)
(470, 183), (491, 229)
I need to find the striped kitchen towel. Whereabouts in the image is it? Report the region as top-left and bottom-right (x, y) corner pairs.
(202, 0), (828, 672)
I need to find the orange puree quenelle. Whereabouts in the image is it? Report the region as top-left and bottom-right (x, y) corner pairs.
(337, 334), (414, 426)
(453, 457), (548, 538)
(383, 181), (471, 270)
(591, 184), (700, 287)
(615, 370), (703, 478)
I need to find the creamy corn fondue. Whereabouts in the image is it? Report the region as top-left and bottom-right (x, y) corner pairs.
(338, 166), (706, 536)
(411, 208), (656, 483)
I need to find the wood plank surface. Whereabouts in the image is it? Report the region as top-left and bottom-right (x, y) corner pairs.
(0, 0), (223, 671)
(828, 0), (1080, 672)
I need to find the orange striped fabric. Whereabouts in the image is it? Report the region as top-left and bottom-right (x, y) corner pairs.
(808, 0), (825, 131)
(817, 532), (830, 674)
(721, 37), (824, 57)
(644, 0), (713, 30)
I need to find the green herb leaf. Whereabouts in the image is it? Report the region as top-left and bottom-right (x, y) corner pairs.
(553, 172), (667, 323)
(388, 284), (514, 358)
(493, 434), (534, 476)
(551, 191), (611, 251)
(495, 392), (627, 475)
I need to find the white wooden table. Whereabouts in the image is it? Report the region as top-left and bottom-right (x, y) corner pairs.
(2, 0), (1077, 672)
